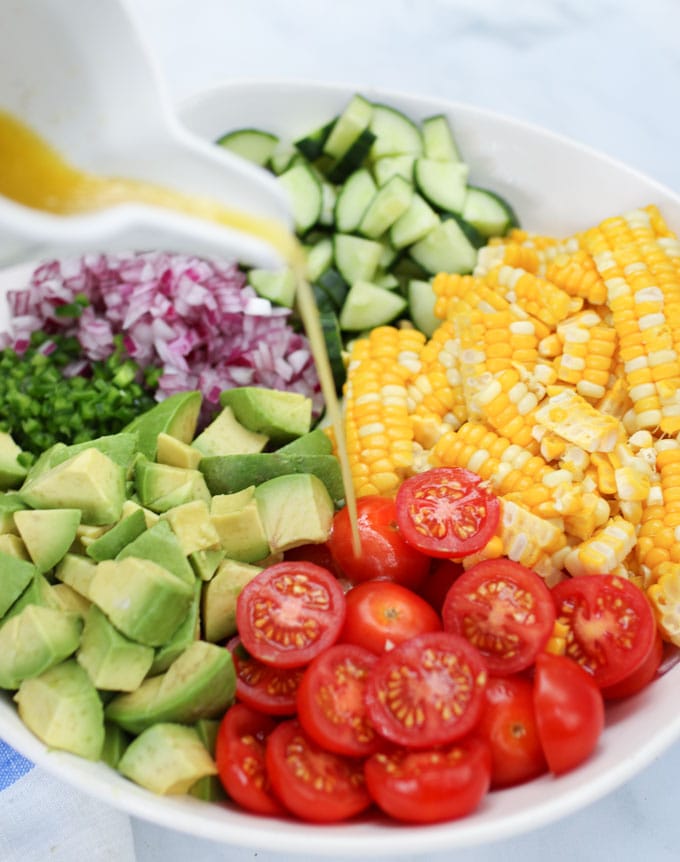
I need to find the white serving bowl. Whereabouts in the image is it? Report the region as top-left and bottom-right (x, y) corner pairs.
(1, 79), (680, 857)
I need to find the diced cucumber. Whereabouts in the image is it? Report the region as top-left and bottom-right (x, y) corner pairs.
(334, 168), (377, 233)
(269, 147), (300, 175)
(319, 181), (337, 227)
(373, 155), (416, 185)
(408, 279), (440, 337)
(295, 119), (336, 161)
(389, 194), (440, 249)
(421, 115), (462, 162)
(334, 234), (384, 284)
(318, 310), (347, 391)
(338, 281), (408, 331)
(215, 128), (279, 167)
(315, 268), (349, 311)
(327, 128), (376, 184)
(379, 243), (399, 271)
(358, 174), (413, 239)
(373, 272), (400, 290)
(304, 237), (334, 282)
(323, 94), (373, 159)
(312, 283), (336, 313)
(462, 186), (519, 238)
(414, 158), (469, 214)
(247, 268), (297, 308)
(277, 163), (323, 235)
(369, 103), (423, 160)
(410, 218), (477, 275)
(449, 212), (487, 249)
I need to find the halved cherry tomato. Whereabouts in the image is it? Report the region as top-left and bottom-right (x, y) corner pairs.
(551, 573), (657, 688)
(236, 561), (346, 669)
(283, 542), (339, 575)
(265, 719), (371, 822)
(533, 652), (605, 775)
(418, 559), (464, 615)
(364, 631), (487, 749)
(364, 737), (491, 824)
(601, 630), (664, 700)
(442, 558), (556, 675)
(395, 467), (500, 559)
(476, 675), (547, 788)
(340, 581), (442, 655)
(296, 643), (381, 757)
(227, 636), (303, 715)
(327, 496), (431, 590)
(215, 703), (286, 817)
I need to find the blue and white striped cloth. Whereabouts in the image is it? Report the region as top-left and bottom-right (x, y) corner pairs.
(0, 739), (135, 862)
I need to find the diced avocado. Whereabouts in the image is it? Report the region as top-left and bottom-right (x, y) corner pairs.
(161, 500), (221, 556)
(101, 722), (129, 769)
(71, 523), (110, 554)
(0, 432), (27, 490)
(77, 605), (154, 691)
(117, 520), (194, 587)
(156, 433), (202, 470)
(188, 547), (225, 582)
(121, 499), (159, 528)
(191, 405), (269, 457)
(135, 459), (211, 512)
(210, 487), (270, 563)
(202, 558), (262, 642)
(255, 473), (334, 554)
(277, 427), (333, 456)
(13, 508), (81, 573)
(14, 659), (105, 760)
(149, 577), (201, 675)
(219, 387), (312, 444)
(85, 508), (147, 562)
(105, 640), (236, 734)
(19, 448), (126, 526)
(0, 492), (26, 533)
(200, 452), (345, 505)
(0, 552), (36, 618)
(188, 718), (226, 801)
(117, 723), (217, 795)
(58, 432), (139, 476)
(50, 583), (91, 618)
(5, 573), (61, 619)
(0, 605), (82, 689)
(54, 553), (98, 599)
(89, 557), (194, 647)
(0, 534), (29, 560)
(124, 391), (202, 460)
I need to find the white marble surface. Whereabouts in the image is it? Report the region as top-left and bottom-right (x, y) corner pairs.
(19, 1), (680, 859)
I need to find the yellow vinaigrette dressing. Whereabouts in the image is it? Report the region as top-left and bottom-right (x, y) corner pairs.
(0, 110), (360, 552)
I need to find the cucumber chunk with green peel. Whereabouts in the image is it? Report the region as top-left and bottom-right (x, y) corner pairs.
(421, 114), (463, 162)
(389, 194), (440, 249)
(277, 163), (323, 234)
(247, 267), (297, 308)
(304, 236), (334, 282)
(338, 281), (408, 331)
(414, 158), (469, 214)
(369, 103), (423, 159)
(326, 128), (376, 184)
(358, 174), (413, 239)
(323, 94), (373, 159)
(408, 278), (441, 337)
(373, 155), (416, 185)
(295, 118), (336, 161)
(334, 168), (377, 233)
(215, 128), (279, 167)
(462, 185), (520, 237)
(410, 218), (477, 275)
(334, 234), (384, 284)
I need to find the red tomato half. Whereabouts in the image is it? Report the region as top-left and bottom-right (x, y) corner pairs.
(477, 675), (547, 788)
(551, 574), (657, 688)
(296, 643), (381, 757)
(418, 559), (464, 615)
(364, 631), (488, 749)
(228, 637), (303, 716)
(236, 561), (346, 669)
(265, 719), (371, 822)
(365, 737), (491, 824)
(601, 631), (664, 701)
(341, 580), (442, 654)
(442, 558), (556, 675)
(533, 652), (605, 775)
(395, 467), (500, 558)
(215, 703), (286, 816)
(327, 496), (431, 590)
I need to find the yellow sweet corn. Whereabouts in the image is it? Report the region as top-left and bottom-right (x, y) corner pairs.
(534, 387), (623, 453)
(484, 264), (580, 329)
(564, 516), (637, 577)
(647, 562), (680, 645)
(544, 249), (608, 305)
(553, 310), (617, 401)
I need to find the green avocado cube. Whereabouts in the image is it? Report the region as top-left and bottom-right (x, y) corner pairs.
(0, 552), (36, 618)
(77, 606), (155, 691)
(13, 508), (81, 573)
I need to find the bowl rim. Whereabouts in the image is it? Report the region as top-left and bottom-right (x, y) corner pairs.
(2, 76), (680, 855)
